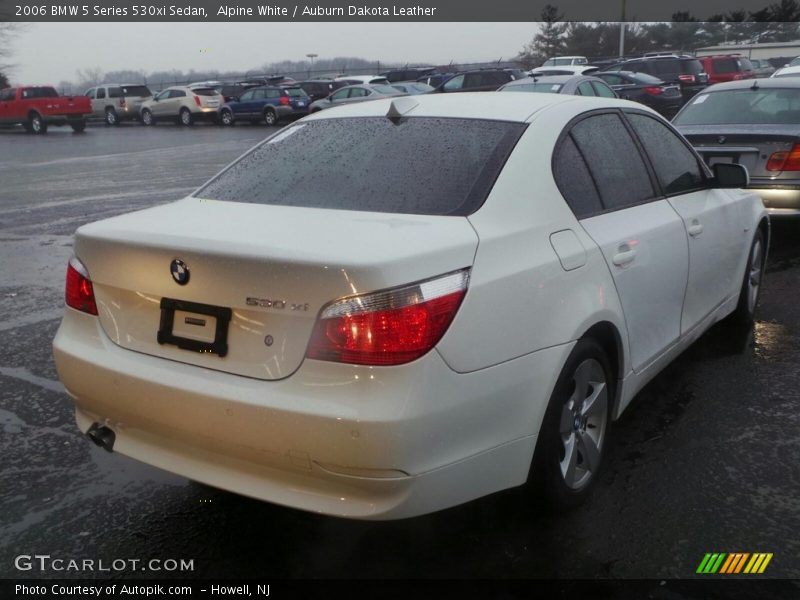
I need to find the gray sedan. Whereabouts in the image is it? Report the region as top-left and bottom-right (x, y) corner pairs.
(309, 84), (404, 113)
(673, 78), (800, 216)
(498, 75), (617, 98)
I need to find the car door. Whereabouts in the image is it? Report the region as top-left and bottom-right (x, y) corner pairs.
(167, 89), (186, 116)
(234, 89), (255, 117)
(624, 111), (747, 333)
(84, 88), (99, 116)
(566, 111), (690, 373)
(346, 87), (370, 104)
(151, 90), (171, 117)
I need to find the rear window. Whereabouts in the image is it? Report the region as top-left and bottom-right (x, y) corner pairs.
(679, 59), (704, 75)
(673, 88), (800, 125)
(713, 58), (738, 74)
(196, 117), (526, 216)
(629, 72), (663, 85)
(193, 88), (219, 96)
(373, 85), (400, 95)
(120, 85), (151, 97)
(284, 87), (308, 98)
(503, 82), (563, 93)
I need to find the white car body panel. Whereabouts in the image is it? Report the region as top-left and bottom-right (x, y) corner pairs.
(53, 93), (769, 519)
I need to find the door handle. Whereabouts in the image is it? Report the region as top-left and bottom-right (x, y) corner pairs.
(612, 249), (637, 266)
(688, 222), (704, 237)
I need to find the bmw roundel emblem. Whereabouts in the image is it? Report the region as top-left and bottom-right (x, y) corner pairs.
(170, 259), (190, 285)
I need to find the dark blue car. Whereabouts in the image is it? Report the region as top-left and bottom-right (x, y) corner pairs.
(218, 86), (310, 126)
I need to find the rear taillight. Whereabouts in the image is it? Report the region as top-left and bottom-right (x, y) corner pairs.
(279, 96), (290, 105)
(65, 257), (98, 316)
(119, 98), (126, 108)
(306, 269), (470, 366)
(193, 94), (201, 107)
(767, 144), (800, 172)
(643, 86), (663, 95)
(678, 74), (696, 83)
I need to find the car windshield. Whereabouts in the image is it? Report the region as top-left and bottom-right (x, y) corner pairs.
(790, 57), (800, 66)
(673, 88), (800, 125)
(196, 117), (527, 216)
(502, 82), (564, 93)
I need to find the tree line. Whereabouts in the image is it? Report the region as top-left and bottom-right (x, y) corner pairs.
(517, 1), (800, 67)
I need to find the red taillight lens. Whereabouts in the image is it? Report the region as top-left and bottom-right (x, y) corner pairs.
(306, 269), (470, 366)
(767, 144), (800, 172)
(279, 96), (290, 105)
(642, 86), (663, 95)
(678, 74), (696, 83)
(119, 98), (126, 108)
(193, 94), (202, 107)
(65, 257), (98, 316)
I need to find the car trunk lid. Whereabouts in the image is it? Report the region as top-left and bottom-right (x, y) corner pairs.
(73, 198), (478, 380)
(680, 125), (800, 178)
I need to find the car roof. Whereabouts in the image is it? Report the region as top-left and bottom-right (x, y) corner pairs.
(701, 78), (800, 92)
(306, 91), (639, 123)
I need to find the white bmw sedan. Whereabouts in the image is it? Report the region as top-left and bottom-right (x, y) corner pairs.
(53, 93), (768, 519)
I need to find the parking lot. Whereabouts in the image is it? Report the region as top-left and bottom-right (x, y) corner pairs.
(0, 122), (799, 583)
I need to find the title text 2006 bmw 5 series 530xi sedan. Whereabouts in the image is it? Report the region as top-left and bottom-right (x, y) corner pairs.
(53, 93), (768, 520)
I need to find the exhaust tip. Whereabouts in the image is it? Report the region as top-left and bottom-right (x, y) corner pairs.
(86, 423), (116, 452)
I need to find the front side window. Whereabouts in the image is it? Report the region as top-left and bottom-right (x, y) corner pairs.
(196, 117), (526, 216)
(626, 113), (705, 195)
(443, 75), (465, 91)
(592, 82), (616, 98)
(96, 88), (106, 99)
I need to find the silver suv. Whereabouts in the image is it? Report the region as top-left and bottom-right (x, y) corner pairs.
(139, 86), (222, 126)
(84, 84), (153, 125)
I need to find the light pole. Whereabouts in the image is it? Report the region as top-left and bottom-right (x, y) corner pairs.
(306, 53), (318, 78)
(618, 0), (627, 58)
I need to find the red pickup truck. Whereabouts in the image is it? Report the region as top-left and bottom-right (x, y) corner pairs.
(0, 86), (92, 133)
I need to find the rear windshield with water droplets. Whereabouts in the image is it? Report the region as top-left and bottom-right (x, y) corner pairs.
(194, 117), (526, 216)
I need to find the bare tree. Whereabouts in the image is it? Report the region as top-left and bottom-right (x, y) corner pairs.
(75, 67), (105, 89)
(0, 22), (27, 83)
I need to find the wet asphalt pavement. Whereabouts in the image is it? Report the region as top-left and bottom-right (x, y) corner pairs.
(0, 122), (798, 586)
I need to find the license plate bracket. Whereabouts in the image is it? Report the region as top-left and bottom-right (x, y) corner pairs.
(157, 298), (232, 357)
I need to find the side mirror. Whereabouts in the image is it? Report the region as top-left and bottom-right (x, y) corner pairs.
(153, 96), (159, 102)
(713, 162), (749, 188)
(328, 97), (333, 102)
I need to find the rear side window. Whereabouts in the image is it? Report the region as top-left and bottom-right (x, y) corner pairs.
(196, 117), (526, 216)
(108, 87), (122, 98)
(285, 87), (308, 98)
(569, 113), (655, 211)
(553, 136), (603, 218)
(680, 60), (704, 75)
(626, 113), (705, 195)
(120, 85), (151, 97)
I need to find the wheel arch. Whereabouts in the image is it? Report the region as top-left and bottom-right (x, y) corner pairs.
(578, 320), (625, 420)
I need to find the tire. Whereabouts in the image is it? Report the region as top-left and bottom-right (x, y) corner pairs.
(531, 338), (613, 510)
(730, 228), (766, 325)
(70, 118), (86, 133)
(179, 108), (194, 126)
(104, 108), (118, 126)
(29, 113), (47, 134)
(264, 107), (278, 127)
(141, 109), (155, 126)
(220, 109), (234, 126)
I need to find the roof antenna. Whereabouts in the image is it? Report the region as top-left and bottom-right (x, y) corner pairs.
(751, 79), (759, 90)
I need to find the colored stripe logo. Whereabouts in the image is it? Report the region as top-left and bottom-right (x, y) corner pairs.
(697, 553), (773, 574)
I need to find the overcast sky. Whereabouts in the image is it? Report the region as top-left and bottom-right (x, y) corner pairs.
(11, 22), (542, 84)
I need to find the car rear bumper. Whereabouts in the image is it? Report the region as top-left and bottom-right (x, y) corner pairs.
(747, 182), (800, 215)
(53, 308), (570, 519)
